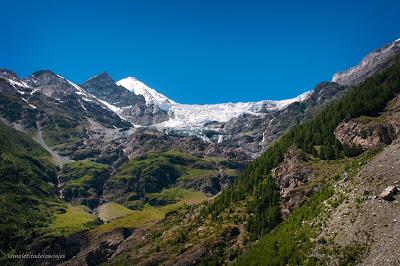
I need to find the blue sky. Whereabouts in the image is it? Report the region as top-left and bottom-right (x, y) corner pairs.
(1, 0), (399, 104)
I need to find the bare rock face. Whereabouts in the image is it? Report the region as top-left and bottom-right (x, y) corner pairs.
(335, 94), (400, 150)
(332, 39), (400, 86)
(24, 70), (78, 98)
(123, 128), (209, 158)
(123, 127), (250, 161)
(81, 72), (169, 126)
(334, 119), (396, 150)
(272, 147), (316, 216)
(57, 228), (133, 266)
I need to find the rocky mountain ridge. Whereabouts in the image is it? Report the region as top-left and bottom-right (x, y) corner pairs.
(1, 38), (399, 167)
(0, 67), (332, 160)
(332, 38), (400, 86)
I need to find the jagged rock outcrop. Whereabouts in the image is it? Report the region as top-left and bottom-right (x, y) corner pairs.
(24, 70), (79, 98)
(272, 147), (316, 216)
(334, 119), (396, 150)
(335, 94), (400, 150)
(0, 68), (19, 80)
(178, 171), (237, 196)
(60, 228), (133, 266)
(29, 227), (133, 266)
(81, 72), (169, 126)
(82, 72), (145, 107)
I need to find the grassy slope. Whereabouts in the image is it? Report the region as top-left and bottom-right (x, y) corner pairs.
(62, 160), (108, 199)
(93, 189), (207, 235)
(113, 150), (238, 182)
(147, 187), (196, 203)
(0, 120), (102, 258)
(96, 202), (134, 222)
(49, 204), (100, 237)
(0, 120), (59, 256)
(63, 160), (108, 186)
(42, 116), (83, 148)
(104, 153), (366, 265)
(107, 150), (239, 207)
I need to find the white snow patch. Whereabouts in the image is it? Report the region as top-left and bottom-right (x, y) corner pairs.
(7, 78), (30, 88)
(79, 100), (87, 111)
(98, 99), (121, 113)
(275, 91), (313, 109)
(30, 88), (39, 95)
(57, 75), (131, 124)
(21, 98), (37, 109)
(56, 75), (96, 103)
(96, 98), (128, 121)
(63, 77), (89, 96)
(7, 79), (29, 94)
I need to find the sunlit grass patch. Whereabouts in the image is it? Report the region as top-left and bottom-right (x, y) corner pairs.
(49, 204), (100, 236)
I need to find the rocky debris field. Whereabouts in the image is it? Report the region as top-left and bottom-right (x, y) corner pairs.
(314, 141), (400, 265)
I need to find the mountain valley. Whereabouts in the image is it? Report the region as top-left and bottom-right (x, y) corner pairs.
(1, 38), (400, 266)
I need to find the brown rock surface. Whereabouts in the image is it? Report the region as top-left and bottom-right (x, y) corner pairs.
(334, 119), (395, 150)
(272, 147), (316, 216)
(335, 94), (400, 150)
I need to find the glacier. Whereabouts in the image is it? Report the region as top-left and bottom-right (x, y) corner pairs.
(117, 77), (312, 130)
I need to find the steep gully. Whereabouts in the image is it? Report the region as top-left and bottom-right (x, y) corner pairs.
(33, 121), (70, 198)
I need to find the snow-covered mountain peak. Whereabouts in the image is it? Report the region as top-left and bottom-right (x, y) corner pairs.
(117, 77), (176, 109)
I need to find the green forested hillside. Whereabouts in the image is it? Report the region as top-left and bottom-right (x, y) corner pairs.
(0, 121), (59, 258)
(204, 54), (400, 246)
(235, 151), (375, 265)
